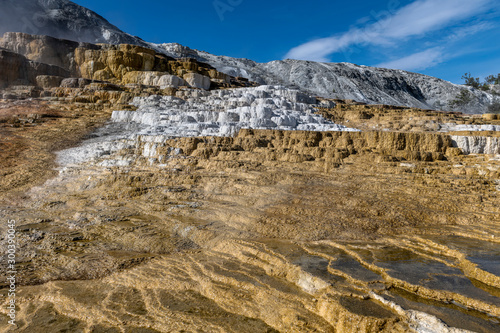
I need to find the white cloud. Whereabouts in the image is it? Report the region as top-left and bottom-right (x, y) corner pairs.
(444, 21), (495, 43)
(285, 0), (494, 62)
(376, 47), (444, 71)
(376, 22), (496, 71)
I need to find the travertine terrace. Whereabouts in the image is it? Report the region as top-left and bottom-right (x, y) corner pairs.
(0, 19), (499, 333)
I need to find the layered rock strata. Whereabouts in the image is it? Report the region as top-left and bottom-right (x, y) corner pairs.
(0, 49), (68, 88)
(0, 32), (255, 95)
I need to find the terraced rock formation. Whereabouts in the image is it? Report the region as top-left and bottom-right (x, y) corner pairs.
(0, 32), (256, 101)
(1, 79), (499, 332)
(0, 18), (499, 332)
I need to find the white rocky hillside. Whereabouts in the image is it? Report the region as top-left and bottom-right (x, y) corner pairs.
(154, 43), (498, 114)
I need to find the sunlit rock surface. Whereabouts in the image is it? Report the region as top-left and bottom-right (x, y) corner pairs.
(113, 86), (356, 136)
(1, 85), (499, 332)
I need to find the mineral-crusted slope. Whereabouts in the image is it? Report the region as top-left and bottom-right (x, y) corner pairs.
(1, 78), (499, 332)
(0, 4), (499, 329)
(155, 43), (498, 114)
(2, 113), (499, 332)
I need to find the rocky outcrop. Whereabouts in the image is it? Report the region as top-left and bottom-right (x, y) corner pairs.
(59, 78), (93, 88)
(0, 32), (97, 76)
(0, 49), (69, 88)
(0, 0), (147, 46)
(183, 72), (211, 90)
(0, 49), (26, 88)
(35, 75), (64, 88)
(72, 44), (232, 89)
(122, 71), (187, 88)
(0, 33), (246, 92)
(74, 44), (167, 81)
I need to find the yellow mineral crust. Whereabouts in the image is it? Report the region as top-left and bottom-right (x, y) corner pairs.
(1, 110), (499, 331)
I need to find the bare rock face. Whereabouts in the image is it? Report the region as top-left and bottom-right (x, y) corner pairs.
(59, 77), (93, 88)
(0, 33), (247, 92)
(0, 49), (69, 88)
(0, 0), (146, 46)
(72, 44), (231, 89)
(0, 32), (98, 76)
(121, 71), (186, 88)
(35, 75), (64, 88)
(183, 72), (212, 90)
(0, 49), (25, 88)
(74, 44), (162, 81)
(0, 33), (176, 81)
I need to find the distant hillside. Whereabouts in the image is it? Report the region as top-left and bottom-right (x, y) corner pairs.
(155, 43), (498, 114)
(0, 0), (146, 46)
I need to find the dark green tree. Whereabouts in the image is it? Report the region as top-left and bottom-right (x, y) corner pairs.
(485, 74), (500, 85)
(448, 89), (473, 109)
(462, 73), (481, 88)
(462, 73), (490, 91)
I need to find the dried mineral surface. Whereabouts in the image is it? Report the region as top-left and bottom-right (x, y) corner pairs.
(1, 85), (499, 332)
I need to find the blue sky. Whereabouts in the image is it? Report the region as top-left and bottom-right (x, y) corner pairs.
(75, 0), (500, 83)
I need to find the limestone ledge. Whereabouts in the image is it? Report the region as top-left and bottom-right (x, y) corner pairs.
(451, 135), (500, 155)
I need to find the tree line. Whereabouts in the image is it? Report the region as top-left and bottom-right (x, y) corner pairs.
(461, 73), (500, 91)
(448, 73), (500, 113)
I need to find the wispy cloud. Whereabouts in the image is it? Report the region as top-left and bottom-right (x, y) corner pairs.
(285, 0), (495, 63)
(376, 21), (496, 71)
(376, 47), (444, 71)
(443, 21), (495, 43)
